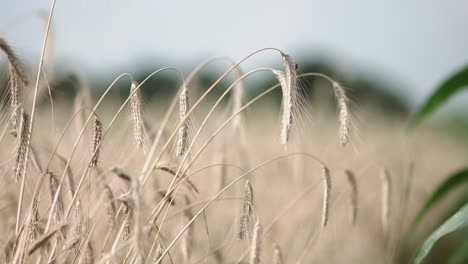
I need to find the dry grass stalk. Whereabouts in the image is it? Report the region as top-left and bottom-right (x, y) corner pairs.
(176, 85), (189, 157)
(381, 168), (391, 232)
(129, 80), (145, 149)
(13, 106), (30, 182)
(345, 170), (358, 225)
(272, 242), (283, 264)
(238, 180), (254, 240)
(321, 164), (331, 227)
(90, 116), (103, 168)
(249, 221), (263, 264)
(332, 82), (350, 146)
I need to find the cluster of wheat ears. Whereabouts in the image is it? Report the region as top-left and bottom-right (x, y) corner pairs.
(0, 17), (460, 262)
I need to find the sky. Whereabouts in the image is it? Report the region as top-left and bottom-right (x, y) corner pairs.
(1, 0), (468, 106)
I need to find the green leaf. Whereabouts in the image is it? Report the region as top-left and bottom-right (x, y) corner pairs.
(412, 202), (468, 264)
(408, 168), (468, 236)
(408, 64), (468, 131)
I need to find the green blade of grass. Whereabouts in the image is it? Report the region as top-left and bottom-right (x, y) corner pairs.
(412, 202), (468, 264)
(408, 168), (468, 237)
(408, 64), (468, 131)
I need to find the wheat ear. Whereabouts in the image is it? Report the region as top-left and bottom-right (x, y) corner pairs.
(176, 85), (189, 157)
(273, 243), (283, 264)
(321, 164), (331, 227)
(130, 80), (145, 149)
(28, 223), (67, 256)
(345, 170), (358, 225)
(103, 185), (116, 229)
(239, 180), (254, 240)
(0, 38), (28, 121)
(90, 116), (103, 168)
(279, 53), (297, 146)
(13, 106), (30, 182)
(249, 221), (263, 264)
(48, 170), (64, 220)
(381, 168), (391, 232)
(332, 82), (350, 146)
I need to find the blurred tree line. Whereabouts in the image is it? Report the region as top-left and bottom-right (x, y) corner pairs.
(0, 57), (410, 117)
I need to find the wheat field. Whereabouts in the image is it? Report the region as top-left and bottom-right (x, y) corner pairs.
(0, 17), (467, 264)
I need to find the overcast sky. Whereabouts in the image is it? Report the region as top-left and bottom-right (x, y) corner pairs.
(2, 0), (468, 105)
